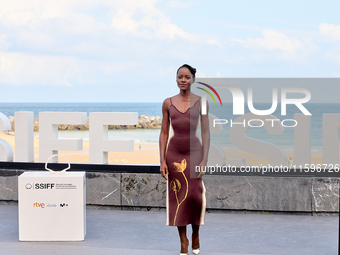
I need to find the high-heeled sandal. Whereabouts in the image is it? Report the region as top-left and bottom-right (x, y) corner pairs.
(192, 248), (200, 254)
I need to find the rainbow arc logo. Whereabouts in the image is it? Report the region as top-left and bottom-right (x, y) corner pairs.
(196, 82), (222, 106)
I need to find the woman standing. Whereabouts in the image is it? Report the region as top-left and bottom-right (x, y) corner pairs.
(159, 64), (210, 255)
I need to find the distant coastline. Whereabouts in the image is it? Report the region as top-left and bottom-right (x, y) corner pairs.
(0, 102), (163, 118)
(1, 102), (163, 130)
(8, 115), (162, 131)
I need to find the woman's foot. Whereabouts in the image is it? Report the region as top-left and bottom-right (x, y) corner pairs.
(180, 238), (189, 254)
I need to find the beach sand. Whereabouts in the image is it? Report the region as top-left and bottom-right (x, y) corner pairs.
(0, 131), (323, 166)
(0, 131), (159, 164)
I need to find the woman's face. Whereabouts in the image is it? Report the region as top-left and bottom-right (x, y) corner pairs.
(176, 67), (194, 91)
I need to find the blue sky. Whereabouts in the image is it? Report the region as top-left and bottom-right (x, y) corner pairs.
(0, 0), (339, 102)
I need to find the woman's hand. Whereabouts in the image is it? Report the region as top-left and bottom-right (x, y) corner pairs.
(197, 160), (207, 178)
(160, 162), (169, 180)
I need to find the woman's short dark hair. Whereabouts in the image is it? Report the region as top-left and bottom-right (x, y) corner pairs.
(177, 64), (196, 78)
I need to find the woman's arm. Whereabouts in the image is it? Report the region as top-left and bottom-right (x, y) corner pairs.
(198, 98), (210, 178)
(159, 98), (170, 180)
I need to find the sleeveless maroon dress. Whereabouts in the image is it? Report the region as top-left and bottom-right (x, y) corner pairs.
(166, 97), (206, 226)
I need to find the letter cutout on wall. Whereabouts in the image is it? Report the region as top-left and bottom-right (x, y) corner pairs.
(281, 88), (311, 116)
(89, 112), (138, 164)
(229, 113), (287, 166)
(197, 113), (226, 166)
(294, 114), (311, 166)
(39, 112), (87, 163)
(15, 112), (34, 162)
(322, 114), (340, 165)
(0, 112), (14, 161)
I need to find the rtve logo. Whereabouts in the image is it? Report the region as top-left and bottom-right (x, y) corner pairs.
(33, 202), (45, 208)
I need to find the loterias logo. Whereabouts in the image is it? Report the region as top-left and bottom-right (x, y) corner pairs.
(25, 183), (32, 189)
(33, 202), (57, 208)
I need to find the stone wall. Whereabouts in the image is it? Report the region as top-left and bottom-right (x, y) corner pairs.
(0, 169), (339, 213)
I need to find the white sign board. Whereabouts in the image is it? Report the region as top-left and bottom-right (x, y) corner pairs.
(18, 171), (86, 241)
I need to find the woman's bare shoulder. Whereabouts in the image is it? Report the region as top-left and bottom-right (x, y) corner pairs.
(162, 97), (172, 109)
(190, 93), (201, 102)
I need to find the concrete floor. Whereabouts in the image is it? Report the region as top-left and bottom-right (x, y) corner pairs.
(0, 204), (338, 255)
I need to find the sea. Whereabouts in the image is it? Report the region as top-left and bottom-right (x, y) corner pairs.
(0, 102), (162, 145)
(1, 102), (339, 152)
